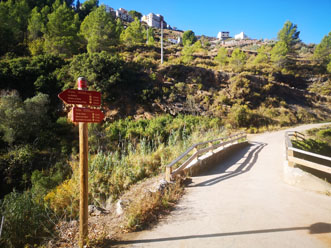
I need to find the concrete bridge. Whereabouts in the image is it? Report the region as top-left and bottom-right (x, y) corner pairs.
(112, 123), (331, 248)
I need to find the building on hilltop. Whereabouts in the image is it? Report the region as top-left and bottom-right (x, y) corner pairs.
(217, 31), (230, 40)
(105, 5), (116, 17)
(235, 32), (249, 40)
(141, 13), (168, 29)
(116, 8), (133, 22)
(105, 7), (173, 29)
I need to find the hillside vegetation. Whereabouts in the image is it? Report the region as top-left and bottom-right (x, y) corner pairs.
(0, 1), (330, 247)
(293, 126), (331, 157)
(292, 125), (331, 183)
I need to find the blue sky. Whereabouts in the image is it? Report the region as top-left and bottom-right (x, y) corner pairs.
(94, 0), (331, 44)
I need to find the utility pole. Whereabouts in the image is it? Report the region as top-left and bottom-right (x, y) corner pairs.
(161, 19), (164, 64)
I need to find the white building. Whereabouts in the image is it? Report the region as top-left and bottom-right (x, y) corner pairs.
(217, 31), (230, 40)
(116, 8), (133, 22)
(235, 32), (249, 40)
(168, 36), (182, 44)
(141, 13), (166, 29)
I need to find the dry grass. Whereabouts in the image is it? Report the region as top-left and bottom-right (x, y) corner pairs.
(48, 175), (185, 247)
(124, 178), (185, 232)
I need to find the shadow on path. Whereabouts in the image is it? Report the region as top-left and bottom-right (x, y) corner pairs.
(190, 142), (266, 187)
(109, 222), (331, 246)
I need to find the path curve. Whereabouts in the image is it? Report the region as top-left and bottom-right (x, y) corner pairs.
(113, 124), (331, 248)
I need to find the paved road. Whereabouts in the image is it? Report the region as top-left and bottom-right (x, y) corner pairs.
(113, 124), (331, 248)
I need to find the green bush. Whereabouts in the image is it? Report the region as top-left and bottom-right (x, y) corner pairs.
(317, 129), (331, 142)
(292, 138), (331, 157)
(67, 52), (124, 96)
(0, 91), (51, 146)
(306, 126), (331, 147)
(0, 145), (52, 197)
(51, 114), (224, 213)
(0, 191), (55, 248)
(93, 114), (222, 153)
(0, 55), (65, 100)
(227, 104), (251, 128)
(31, 161), (72, 203)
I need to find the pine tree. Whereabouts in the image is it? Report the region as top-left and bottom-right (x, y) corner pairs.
(182, 30), (197, 46)
(27, 8), (45, 57)
(78, 0), (98, 21)
(128, 10), (142, 20)
(270, 41), (289, 69)
(314, 31), (331, 66)
(44, 0), (80, 57)
(253, 45), (269, 64)
(147, 27), (155, 46)
(327, 59), (331, 73)
(230, 48), (246, 72)
(0, 2), (12, 55)
(181, 45), (194, 64)
(120, 17), (145, 46)
(277, 21), (300, 52)
(115, 18), (124, 39)
(28, 7), (44, 40)
(215, 47), (228, 67)
(81, 5), (119, 53)
(0, 0), (30, 55)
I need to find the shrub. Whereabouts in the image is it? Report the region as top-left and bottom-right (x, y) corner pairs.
(67, 52), (124, 97)
(0, 55), (65, 100)
(31, 161), (72, 203)
(175, 82), (186, 92)
(28, 38), (44, 56)
(292, 138), (331, 157)
(227, 104), (251, 128)
(125, 180), (184, 231)
(44, 162), (80, 219)
(48, 115), (224, 215)
(214, 47), (228, 67)
(181, 45), (194, 64)
(229, 48), (246, 72)
(317, 129), (331, 142)
(0, 91), (51, 146)
(0, 191), (55, 248)
(0, 145), (54, 198)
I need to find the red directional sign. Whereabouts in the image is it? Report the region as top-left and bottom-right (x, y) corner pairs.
(72, 107), (104, 123)
(58, 89), (101, 106)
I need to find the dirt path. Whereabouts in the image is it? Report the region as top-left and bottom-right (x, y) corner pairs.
(112, 123), (331, 248)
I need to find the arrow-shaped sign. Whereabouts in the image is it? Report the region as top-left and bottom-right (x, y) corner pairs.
(58, 89), (101, 106)
(72, 107), (104, 123)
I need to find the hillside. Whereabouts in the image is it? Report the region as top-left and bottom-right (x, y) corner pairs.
(100, 43), (330, 130)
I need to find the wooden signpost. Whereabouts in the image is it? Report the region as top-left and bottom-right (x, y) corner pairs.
(58, 77), (103, 248)
(58, 89), (101, 106)
(72, 107), (105, 123)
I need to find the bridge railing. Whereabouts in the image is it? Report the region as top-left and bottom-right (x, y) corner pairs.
(165, 132), (247, 182)
(285, 131), (331, 174)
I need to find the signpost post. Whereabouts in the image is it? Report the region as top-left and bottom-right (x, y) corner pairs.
(58, 77), (103, 248)
(77, 77), (89, 248)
